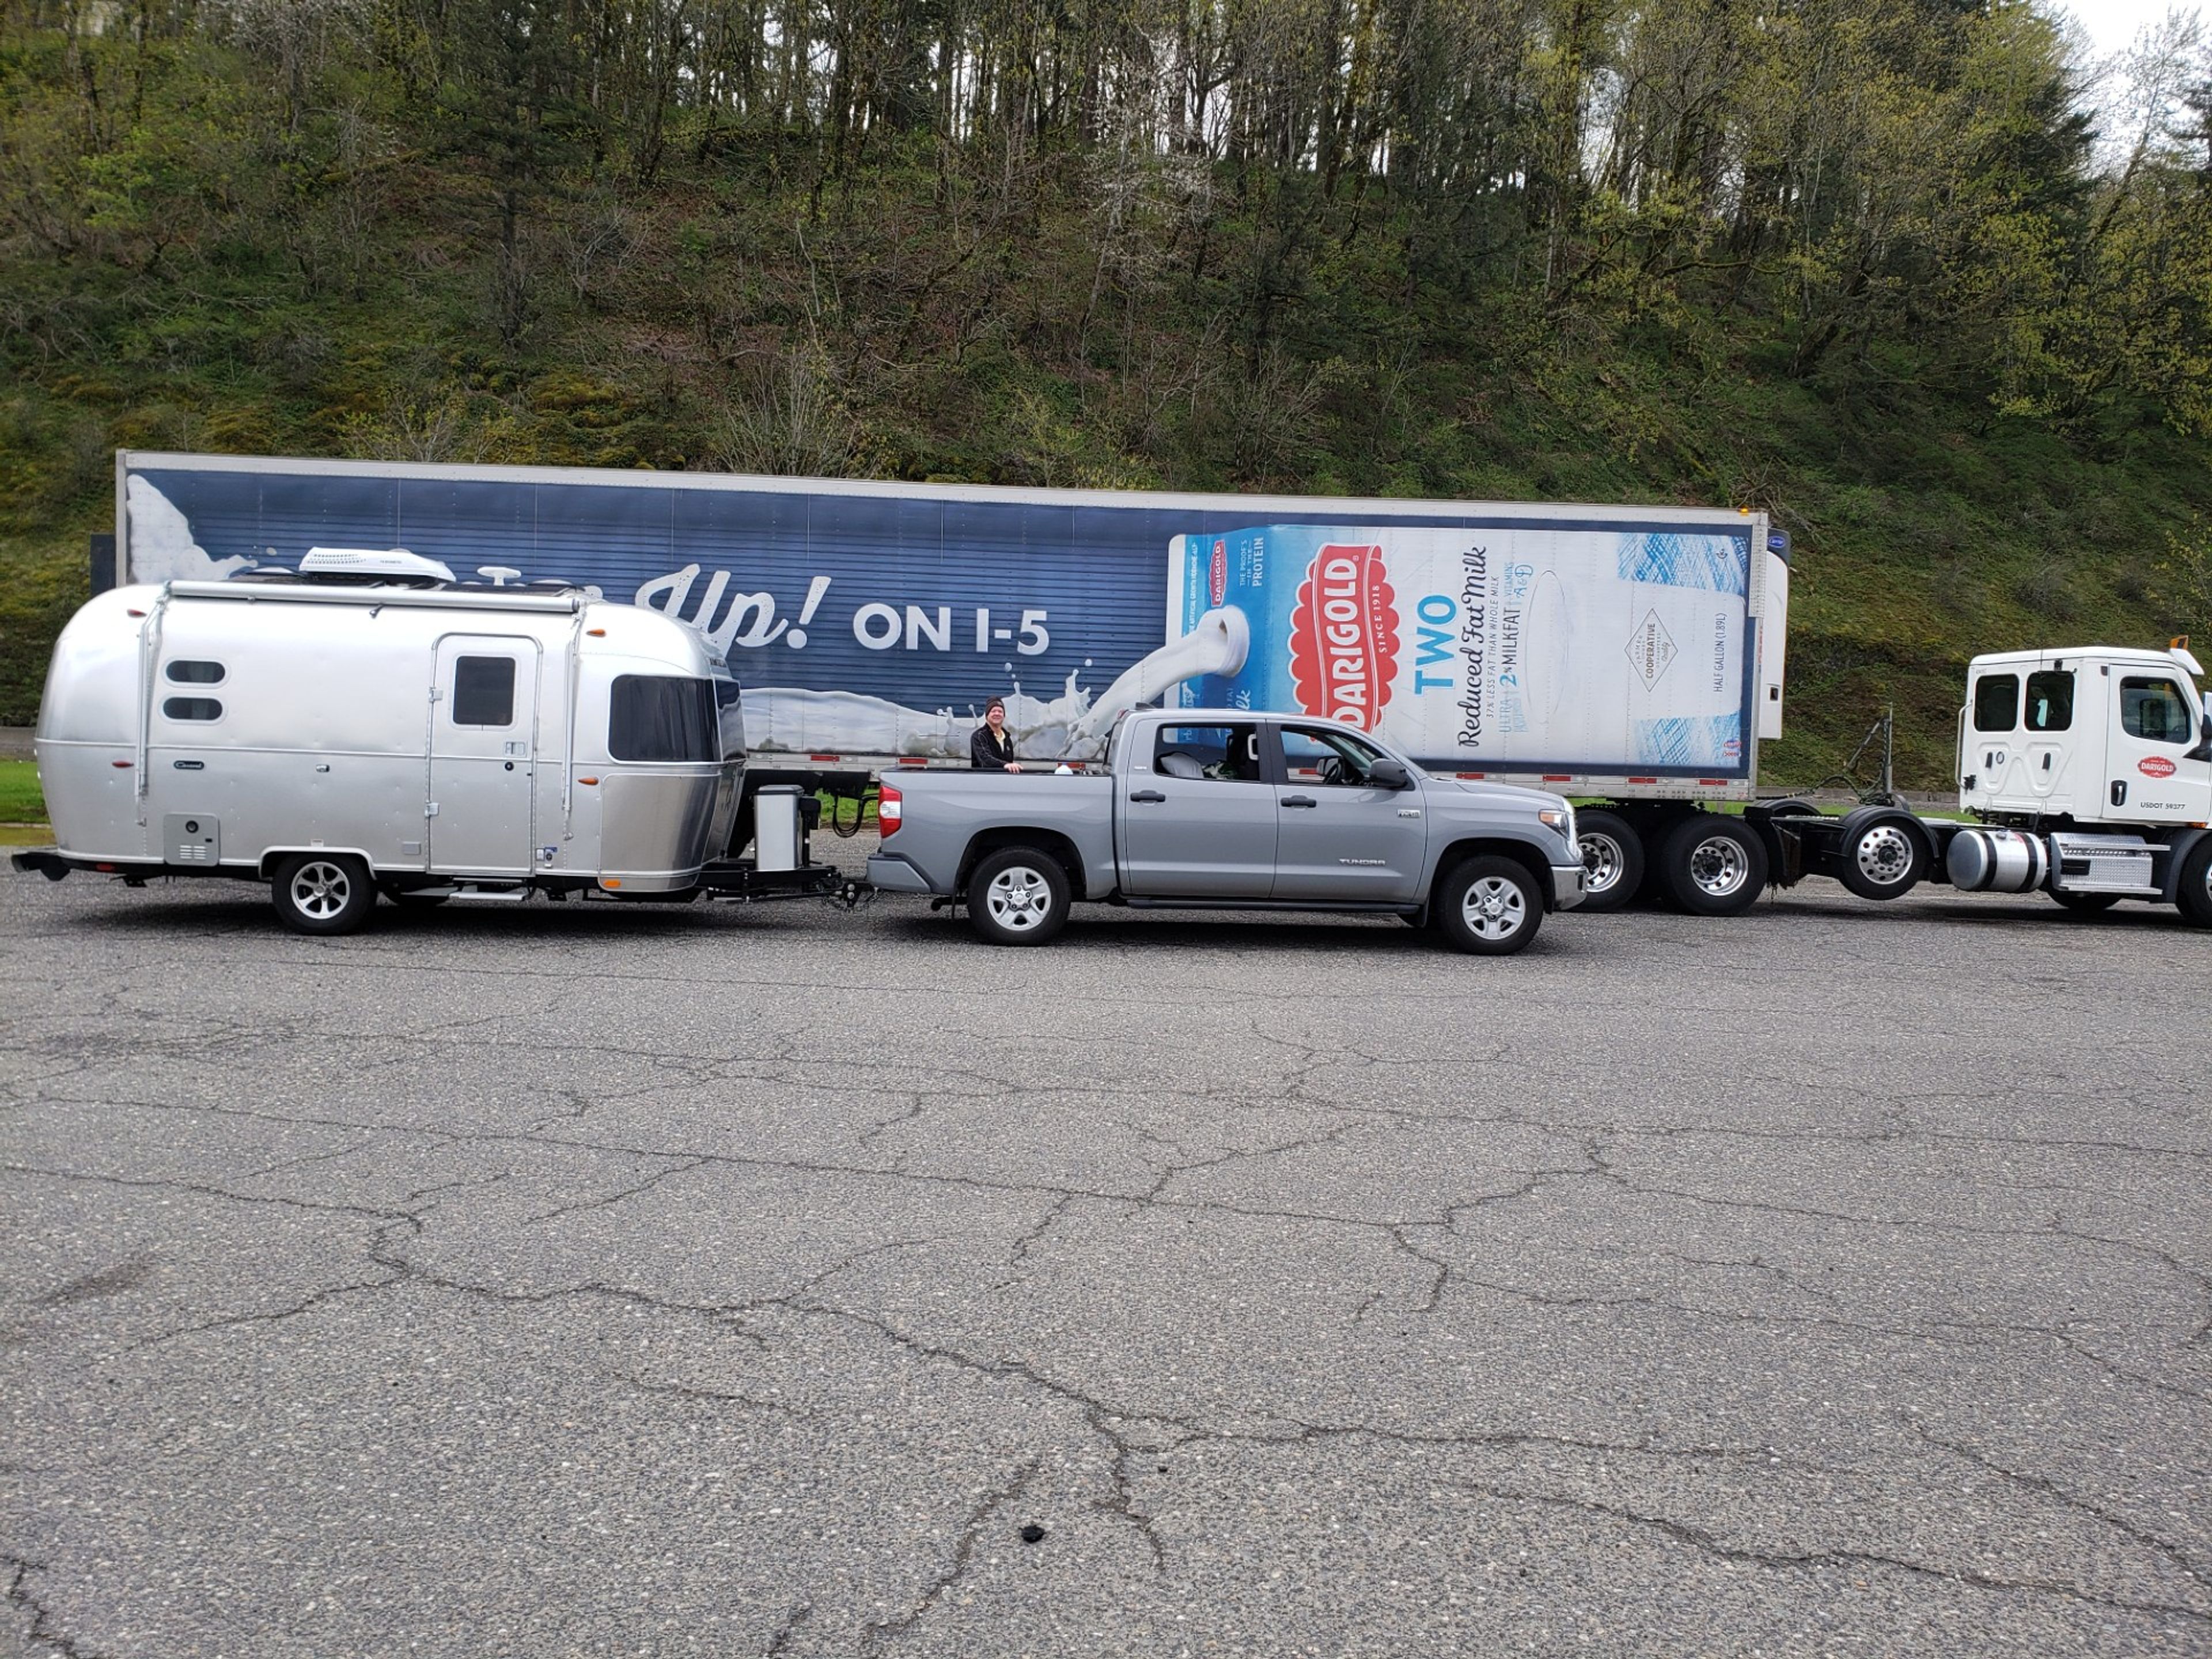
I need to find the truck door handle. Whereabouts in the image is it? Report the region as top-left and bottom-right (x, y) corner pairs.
(2111, 779), (2127, 806)
(1130, 790), (1166, 804)
(1282, 795), (1318, 808)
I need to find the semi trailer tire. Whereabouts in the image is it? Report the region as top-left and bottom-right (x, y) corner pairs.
(2177, 840), (2212, 928)
(966, 846), (1071, 946)
(1837, 814), (1926, 901)
(1660, 816), (1766, 916)
(272, 854), (376, 935)
(1432, 856), (1543, 956)
(1574, 811), (1644, 914)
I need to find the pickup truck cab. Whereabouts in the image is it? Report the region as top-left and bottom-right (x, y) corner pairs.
(866, 709), (1586, 952)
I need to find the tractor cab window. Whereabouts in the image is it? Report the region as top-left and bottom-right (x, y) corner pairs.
(2120, 677), (2192, 744)
(1971, 673), (2018, 732)
(2024, 669), (2073, 732)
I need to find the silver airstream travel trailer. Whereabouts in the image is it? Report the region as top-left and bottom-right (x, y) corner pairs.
(14, 550), (847, 933)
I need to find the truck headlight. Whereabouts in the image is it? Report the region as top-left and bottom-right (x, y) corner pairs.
(1539, 806), (1575, 846)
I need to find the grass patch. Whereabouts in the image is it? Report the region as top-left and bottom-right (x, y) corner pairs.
(0, 759), (45, 823)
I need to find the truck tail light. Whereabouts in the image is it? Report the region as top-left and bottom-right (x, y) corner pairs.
(877, 783), (902, 835)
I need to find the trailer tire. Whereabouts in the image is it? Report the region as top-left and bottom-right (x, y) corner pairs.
(272, 854), (376, 935)
(1837, 813), (1926, 901)
(1574, 811), (1644, 913)
(1432, 856), (1544, 956)
(967, 846), (1071, 946)
(2176, 840), (2212, 927)
(1660, 816), (1766, 916)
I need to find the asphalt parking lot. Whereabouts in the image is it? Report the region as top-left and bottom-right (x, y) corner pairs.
(2, 862), (2209, 1658)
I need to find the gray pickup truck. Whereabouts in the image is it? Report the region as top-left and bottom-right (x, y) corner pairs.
(866, 709), (1586, 953)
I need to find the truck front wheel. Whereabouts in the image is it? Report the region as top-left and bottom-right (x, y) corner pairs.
(967, 846), (1071, 946)
(1433, 857), (1544, 956)
(1661, 817), (1767, 916)
(1574, 810), (1644, 914)
(2177, 840), (2212, 928)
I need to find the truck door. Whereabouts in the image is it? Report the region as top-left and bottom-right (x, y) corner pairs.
(1118, 720), (1277, 897)
(2103, 667), (2208, 824)
(2020, 666), (2079, 809)
(428, 635), (541, 875)
(1268, 724), (1429, 902)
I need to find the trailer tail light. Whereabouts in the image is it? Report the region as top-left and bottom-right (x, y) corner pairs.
(877, 784), (902, 835)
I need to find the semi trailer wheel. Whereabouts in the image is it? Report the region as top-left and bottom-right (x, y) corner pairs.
(2177, 840), (2212, 928)
(1432, 856), (1543, 955)
(272, 853), (376, 935)
(1574, 810), (1644, 914)
(1837, 815), (1926, 901)
(966, 846), (1071, 946)
(1660, 817), (1766, 916)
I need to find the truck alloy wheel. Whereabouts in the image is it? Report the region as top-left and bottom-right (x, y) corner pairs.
(271, 853), (376, 936)
(1434, 856), (1543, 956)
(1661, 817), (1767, 916)
(967, 847), (1070, 946)
(1574, 810), (1644, 914)
(1838, 816), (1925, 901)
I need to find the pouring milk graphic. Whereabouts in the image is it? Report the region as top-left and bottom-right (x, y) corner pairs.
(1166, 522), (1751, 770)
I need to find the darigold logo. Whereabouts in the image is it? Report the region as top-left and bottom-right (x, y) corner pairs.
(2139, 755), (2177, 778)
(1289, 543), (1400, 729)
(1210, 539), (1228, 607)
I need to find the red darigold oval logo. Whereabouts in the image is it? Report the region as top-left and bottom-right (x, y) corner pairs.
(2139, 755), (2177, 778)
(1290, 544), (1400, 730)
(1209, 539), (1228, 607)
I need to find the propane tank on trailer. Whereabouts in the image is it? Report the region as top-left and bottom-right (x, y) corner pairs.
(753, 785), (805, 873)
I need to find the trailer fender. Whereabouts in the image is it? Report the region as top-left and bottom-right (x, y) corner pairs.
(257, 846), (380, 880)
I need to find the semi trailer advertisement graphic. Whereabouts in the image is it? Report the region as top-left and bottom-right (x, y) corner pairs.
(121, 460), (1756, 773)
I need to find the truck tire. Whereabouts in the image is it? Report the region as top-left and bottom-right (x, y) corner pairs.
(1574, 810), (1644, 914)
(1660, 816), (1767, 916)
(272, 854), (376, 935)
(2050, 890), (2120, 915)
(1837, 813), (1925, 902)
(1433, 856), (1544, 956)
(967, 846), (1071, 946)
(2177, 840), (2212, 927)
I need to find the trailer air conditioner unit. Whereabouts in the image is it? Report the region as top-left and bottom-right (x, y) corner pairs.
(297, 547), (456, 587)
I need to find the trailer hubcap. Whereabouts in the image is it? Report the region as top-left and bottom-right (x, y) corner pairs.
(1685, 836), (1750, 899)
(290, 861), (353, 919)
(1580, 832), (1626, 895)
(1461, 876), (1527, 940)
(1855, 825), (1914, 886)
(984, 866), (1050, 931)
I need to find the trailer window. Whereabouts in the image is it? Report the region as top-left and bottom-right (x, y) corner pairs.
(452, 656), (516, 726)
(162, 696), (222, 721)
(713, 676), (746, 760)
(1971, 674), (2018, 732)
(611, 675), (717, 762)
(165, 660), (225, 685)
(2024, 669), (2073, 732)
(2120, 677), (2192, 743)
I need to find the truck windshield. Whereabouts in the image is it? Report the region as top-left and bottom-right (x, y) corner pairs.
(611, 675), (718, 762)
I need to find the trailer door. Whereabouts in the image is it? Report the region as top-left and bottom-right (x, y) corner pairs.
(428, 635), (541, 875)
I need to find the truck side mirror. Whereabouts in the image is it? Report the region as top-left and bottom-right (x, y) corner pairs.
(2189, 712), (2212, 764)
(1368, 758), (1411, 789)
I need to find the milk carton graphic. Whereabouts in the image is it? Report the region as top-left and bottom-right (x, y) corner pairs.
(1168, 521), (1752, 771)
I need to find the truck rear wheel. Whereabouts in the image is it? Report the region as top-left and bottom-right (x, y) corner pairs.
(2177, 840), (2212, 928)
(1433, 857), (1543, 956)
(1660, 816), (1766, 916)
(1574, 810), (1643, 914)
(272, 854), (376, 935)
(1838, 814), (1925, 901)
(967, 846), (1071, 946)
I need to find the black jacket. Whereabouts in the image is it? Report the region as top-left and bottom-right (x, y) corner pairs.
(970, 722), (1017, 770)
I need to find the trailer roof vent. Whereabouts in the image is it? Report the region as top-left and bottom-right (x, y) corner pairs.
(297, 547), (456, 588)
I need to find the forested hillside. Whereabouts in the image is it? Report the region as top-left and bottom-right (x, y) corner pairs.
(3, 0), (2210, 783)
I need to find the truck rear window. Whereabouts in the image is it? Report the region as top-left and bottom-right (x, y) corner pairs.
(1971, 674), (2017, 732)
(611, 675), (718, 762)
(2024, 669), (2073, 732)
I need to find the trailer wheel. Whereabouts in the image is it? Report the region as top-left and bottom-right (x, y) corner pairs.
(2176, 840), (2212, 927)
(1838, 815), (1925, 901)
(1574, 811), (1644, 914)
(1433, 857), (1543, 956)
(272, 854), (375, 935)
(967, 846), (1071, 946)
(1660, 817), (1767, 916)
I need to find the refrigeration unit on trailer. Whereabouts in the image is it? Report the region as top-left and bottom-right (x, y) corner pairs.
(109, 451), (1794, 913)
(1741, 643), (2212, 926)
(12, 550), (858, 933)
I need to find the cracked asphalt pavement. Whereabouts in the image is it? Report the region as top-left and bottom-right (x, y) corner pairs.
(2, 859), (2209, 1657)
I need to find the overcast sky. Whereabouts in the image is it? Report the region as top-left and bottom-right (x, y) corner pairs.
(2050, 0), (2199, 59)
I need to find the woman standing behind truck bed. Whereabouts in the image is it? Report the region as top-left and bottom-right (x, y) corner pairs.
(969, 696), (1024, 772)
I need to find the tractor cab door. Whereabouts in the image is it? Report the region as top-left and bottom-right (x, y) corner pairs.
(2100, 664), (2209, 825)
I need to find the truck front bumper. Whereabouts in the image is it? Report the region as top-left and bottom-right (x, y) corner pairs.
(865, 853), (938, 895)
(1551, 861), (1588, 911)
